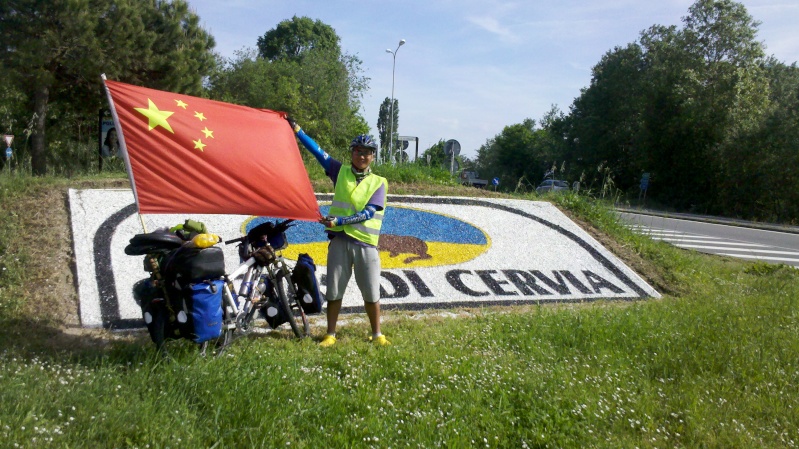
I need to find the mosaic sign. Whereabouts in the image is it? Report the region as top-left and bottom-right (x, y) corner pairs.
(70, 190), (659, 329)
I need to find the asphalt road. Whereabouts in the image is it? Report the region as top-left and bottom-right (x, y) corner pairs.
(618, 210), (799, 268)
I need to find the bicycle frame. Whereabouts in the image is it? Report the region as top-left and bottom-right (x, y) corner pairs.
(218, 221), (311, 348)
(130, 219), (312, 357)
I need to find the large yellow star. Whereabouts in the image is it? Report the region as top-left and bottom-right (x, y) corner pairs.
(193, 139), (207, 151)
(134, 99), (174, 133)
(201, 127), (214, 139)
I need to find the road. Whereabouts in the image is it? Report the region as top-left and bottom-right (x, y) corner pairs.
(618, 211), (799, 268)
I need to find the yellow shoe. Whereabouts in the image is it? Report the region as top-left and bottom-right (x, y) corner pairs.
(319, 334), (337, 347)
(371, 335), (391, 346)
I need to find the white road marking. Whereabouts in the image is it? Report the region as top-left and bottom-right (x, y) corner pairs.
(717, 254), (799, 263)
(629, 224), (799, 267)
(674, 244), (799, 255)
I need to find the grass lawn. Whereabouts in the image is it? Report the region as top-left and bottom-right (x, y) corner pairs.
(1, 174), (798, 448)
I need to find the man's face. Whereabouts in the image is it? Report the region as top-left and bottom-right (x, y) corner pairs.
(351, 146), (374, 171)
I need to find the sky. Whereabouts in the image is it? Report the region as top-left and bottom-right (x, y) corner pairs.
(187, 0), (799, 160)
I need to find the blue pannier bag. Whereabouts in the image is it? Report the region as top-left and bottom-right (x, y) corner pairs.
(291, 253), (324, 315)
(181, 279), (225, 343)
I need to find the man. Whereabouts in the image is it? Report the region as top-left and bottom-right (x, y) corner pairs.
(287, 117), (390, 347)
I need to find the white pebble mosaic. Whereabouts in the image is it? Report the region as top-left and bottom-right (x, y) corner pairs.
(69, 189), (660, 329)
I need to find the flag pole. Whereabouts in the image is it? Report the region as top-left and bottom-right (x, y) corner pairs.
(101, 74), (148, 233)
(138, 214), (148, 234)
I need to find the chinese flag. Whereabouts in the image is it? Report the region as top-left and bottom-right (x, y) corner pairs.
(103, 79), (320, 221)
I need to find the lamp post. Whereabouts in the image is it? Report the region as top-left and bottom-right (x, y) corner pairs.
(385, 39), (405, 165)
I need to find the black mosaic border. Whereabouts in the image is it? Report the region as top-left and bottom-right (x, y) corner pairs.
(95, 195), (653, 328)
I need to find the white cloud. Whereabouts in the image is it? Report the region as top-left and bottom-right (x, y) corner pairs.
(466, 16), (519, 43)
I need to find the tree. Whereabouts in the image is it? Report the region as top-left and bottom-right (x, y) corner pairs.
(475, 119), (550, 192)
(376, 97), (398, 162)
(257, 16), (340, 62)
(731, 59), (799, 221)
(208, 49), (301, 111)
(212, 17), (369, 162)
(565, 44), (646, 189)
(548, 0), (772, 214)
(420, 139), (447, 168)
(680, 0), (768, 213)
(634, 0), (768, 212)
(0, 0), (215, 174)
(1, 0), (102, 174)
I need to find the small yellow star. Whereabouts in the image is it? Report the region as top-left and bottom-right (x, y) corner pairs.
(201, 127), (214, 139)
(175, 99), (188, 109)
(193, 139), (207, 151)
(194, 111), (206, 121)
(134, 99), (174, 133)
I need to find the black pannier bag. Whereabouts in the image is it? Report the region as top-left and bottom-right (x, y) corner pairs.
(125, 231), (184, 256)
(261, 298), (289, 329)
(127, 220), (227, 348)
(125, 231), (185, 280)
(291, 253), (324, 315)
(133, 279), (184, 348)
(133, 278), (225, 345)
(161, 245), (225, 282)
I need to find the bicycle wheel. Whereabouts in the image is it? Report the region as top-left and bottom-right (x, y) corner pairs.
(275, 271), (310, 338)
(202, 328), (234, 357)
(208, 311), (234, 357)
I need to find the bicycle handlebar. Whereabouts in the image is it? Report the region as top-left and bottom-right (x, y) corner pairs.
(224, 236), (245, 245)
(223, 219), (295, 246)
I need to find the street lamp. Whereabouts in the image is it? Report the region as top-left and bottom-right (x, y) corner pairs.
(385, 38), (405, 165)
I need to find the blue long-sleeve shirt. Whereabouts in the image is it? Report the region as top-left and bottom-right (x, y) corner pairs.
(296, 128), (334, 173)
(294, 128), (386, 237)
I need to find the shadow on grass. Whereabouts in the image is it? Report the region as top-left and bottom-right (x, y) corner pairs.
(0, 308), (324, 363)
(0, 317), (155, 365)
(0, 317), (143, 348)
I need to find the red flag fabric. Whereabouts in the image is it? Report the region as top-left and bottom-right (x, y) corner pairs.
(103, 79), (320, 221)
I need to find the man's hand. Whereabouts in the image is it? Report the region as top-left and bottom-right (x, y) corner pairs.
(285, 115), (300, 133)
(252, 246), (276, 265)
(319, 216), (337, 228)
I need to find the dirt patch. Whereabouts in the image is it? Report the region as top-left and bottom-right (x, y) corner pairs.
(3, 178), (132, 351)
(563, 211), (675, 296)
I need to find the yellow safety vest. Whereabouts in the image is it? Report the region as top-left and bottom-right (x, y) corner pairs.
(328, 167), (387, 246)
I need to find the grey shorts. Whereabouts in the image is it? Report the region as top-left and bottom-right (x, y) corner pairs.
(325, 237), (381, 303)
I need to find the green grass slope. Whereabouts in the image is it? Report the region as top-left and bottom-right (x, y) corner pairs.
(0, 174), (797, 448)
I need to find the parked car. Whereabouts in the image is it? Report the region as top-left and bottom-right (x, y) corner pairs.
(535, 179), (570, 194)
(460, 171), (488, 188)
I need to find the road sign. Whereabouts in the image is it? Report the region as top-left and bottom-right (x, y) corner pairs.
(640, 173), (650, 191)
(492, 177), (500, 186)
(5, 147), (11, 160)
(3, 135), (13, 147)
(444, 140), (461, 174)
(443, 139), (460, 157)
(397, 136), (419, 161)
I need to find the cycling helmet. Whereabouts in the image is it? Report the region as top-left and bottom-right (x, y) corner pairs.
(349, 134), (378, 152)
